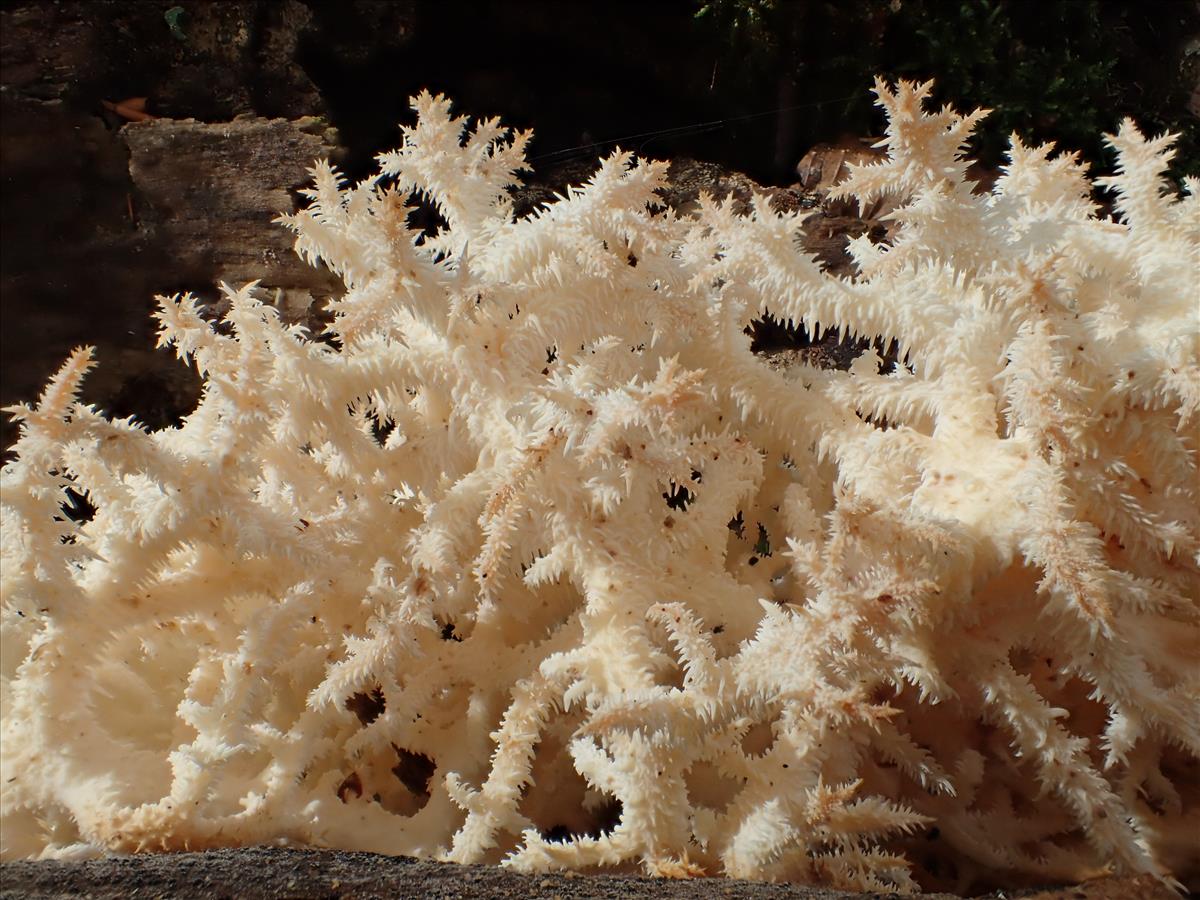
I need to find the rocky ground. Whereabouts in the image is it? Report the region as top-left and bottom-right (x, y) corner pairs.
(0, 849), (1178, 900)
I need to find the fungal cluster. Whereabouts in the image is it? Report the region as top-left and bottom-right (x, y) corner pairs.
(2, 80), (1197, 894)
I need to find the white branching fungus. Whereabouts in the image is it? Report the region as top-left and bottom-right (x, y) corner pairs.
(2, 80), (1198, 894)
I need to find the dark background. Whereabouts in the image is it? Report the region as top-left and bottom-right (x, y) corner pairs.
(2, 0), (1198, 450)
(299, 0), (1200, 182)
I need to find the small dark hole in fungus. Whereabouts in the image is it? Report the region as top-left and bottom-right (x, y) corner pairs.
(336, 771), (363, 803)
(60, 486), (96, 524)
(346, 687), (386, 726)
(368, 415), (395, 446)
(393, 747), (435, 798)
(728, 511), (745, 538)
(538, 799), (622, 845)
(753, 523), (772, 557)
(663, 481), (695, 511)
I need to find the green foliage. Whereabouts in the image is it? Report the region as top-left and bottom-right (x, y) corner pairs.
(885, 1), (1196, 177)
(692, 0), (1199, 180)
(694, 0), (778, 55)
(163, 6), (187, 43)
